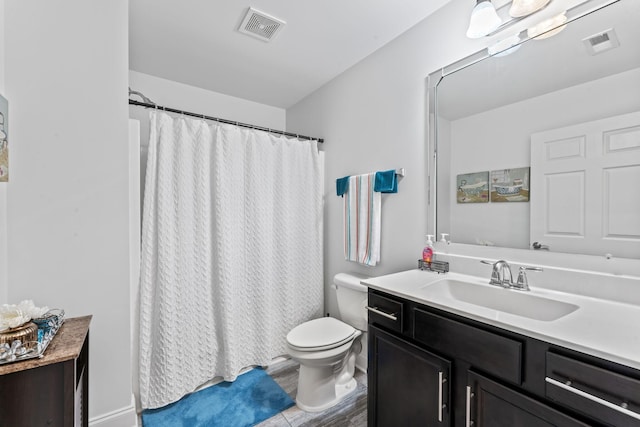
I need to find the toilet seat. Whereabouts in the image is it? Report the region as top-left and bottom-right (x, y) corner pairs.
(287, 317), (357, 352)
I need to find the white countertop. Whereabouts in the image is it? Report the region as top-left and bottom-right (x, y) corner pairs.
(362, 269), (640, 371)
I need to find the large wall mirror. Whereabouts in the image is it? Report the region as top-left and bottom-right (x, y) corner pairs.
(429, 0), (640, 259)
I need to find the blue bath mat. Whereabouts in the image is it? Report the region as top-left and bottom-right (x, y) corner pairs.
(141, 368), (295, 427)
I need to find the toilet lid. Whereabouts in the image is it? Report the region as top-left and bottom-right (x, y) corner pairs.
(287, 317), (357, 351)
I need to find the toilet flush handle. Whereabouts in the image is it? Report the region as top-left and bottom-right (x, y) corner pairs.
(365, 306), (397, 321)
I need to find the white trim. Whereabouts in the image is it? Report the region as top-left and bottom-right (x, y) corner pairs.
(89, 404), (137, 427)
(129, 119), (143, 414)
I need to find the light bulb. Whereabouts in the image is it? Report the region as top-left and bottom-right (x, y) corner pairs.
(466, 0), (502, 39)
(528, 12), (568, 40)
(509, 0), (551, 18)
(488, 34), (522, 57)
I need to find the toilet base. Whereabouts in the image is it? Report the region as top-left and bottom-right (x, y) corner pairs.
(296, 377), (358, 412)
(293, 337), (362, 413)
(287, 320), (364, 413)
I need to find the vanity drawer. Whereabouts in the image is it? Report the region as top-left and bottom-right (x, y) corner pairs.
(413, 308), (523, 385)
(545, 352), (640, 426)
(367, 292), (404, 333)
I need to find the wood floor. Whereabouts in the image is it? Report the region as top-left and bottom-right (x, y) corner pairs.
(256, 358), (368, 427)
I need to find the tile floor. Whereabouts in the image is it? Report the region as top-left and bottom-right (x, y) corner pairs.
(256, 359), (368, 427)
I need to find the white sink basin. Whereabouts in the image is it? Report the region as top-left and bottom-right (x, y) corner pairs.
(416, 279), (579, 321)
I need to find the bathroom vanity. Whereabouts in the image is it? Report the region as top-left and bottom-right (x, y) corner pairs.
(364, 270), (640, 427)
(0, 316), (91, 427)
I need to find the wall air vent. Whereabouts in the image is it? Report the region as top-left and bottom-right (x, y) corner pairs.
(239, 7), (286, 42)
(582, 28), (620, 56)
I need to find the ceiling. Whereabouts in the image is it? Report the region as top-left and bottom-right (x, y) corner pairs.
(129, 0), (453, 109)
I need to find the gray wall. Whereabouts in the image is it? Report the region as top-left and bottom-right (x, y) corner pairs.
(286, 0), (487, 316)
(4, 1), (132, 423)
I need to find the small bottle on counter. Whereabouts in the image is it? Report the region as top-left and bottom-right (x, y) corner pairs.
(440, 233), (450, 245)
(422, 234), (434, 265)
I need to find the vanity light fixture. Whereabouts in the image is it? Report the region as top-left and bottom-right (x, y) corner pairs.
(488, 34), (522, 57)
(466, 0), (555, 39)
(527, 11), (568, 39)
(466, 0), (502, 39)
(509, 0), (551, 18)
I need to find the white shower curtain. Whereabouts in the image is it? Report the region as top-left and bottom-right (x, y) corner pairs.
(138, 111), (324, 409)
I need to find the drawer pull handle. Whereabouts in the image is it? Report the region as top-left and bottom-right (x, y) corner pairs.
(466, 385), (474, 427)
(438, 371), (446, 422)
(545, 377), (640, 421)
(365, 306), (397, 321)
(464, 385), (473, 427)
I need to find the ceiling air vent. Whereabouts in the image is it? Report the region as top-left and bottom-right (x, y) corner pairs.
(582, 28), (620, 56)
(239, 7), (286, 42)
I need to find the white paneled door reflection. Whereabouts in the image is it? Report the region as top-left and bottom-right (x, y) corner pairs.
(531, 111), (640, 258)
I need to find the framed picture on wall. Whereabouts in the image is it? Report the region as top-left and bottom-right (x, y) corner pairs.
(490, 167), (530, 202)
(0, 94), (8, 182)
(456, 171), (489, 203)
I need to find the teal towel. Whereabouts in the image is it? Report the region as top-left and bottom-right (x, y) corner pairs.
(336, 176), (350, 196)
(374, 170), (398, 193)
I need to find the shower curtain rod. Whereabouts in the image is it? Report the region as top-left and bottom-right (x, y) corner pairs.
(128, 99), (324, 143)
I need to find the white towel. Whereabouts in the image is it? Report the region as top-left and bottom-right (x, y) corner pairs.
(344, 173), (381, 266)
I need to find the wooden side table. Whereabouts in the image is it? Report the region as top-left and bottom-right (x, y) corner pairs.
(0, 316), (92, 427)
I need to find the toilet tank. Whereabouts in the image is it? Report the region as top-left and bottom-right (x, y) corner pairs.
(334, 273), (369, 331)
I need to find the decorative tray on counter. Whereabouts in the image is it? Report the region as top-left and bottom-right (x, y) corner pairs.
(418, 259), (450, 274)
(0, 309), (65, 365)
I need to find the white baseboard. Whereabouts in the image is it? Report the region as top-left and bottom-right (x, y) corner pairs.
(90, 404), (138, 427)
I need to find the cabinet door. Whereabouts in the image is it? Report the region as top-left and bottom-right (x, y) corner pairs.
(467, 371), (590, 427)
(368, 325), (450, 427)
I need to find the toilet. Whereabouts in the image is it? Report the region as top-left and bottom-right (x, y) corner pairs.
(286, 273), (369, 412)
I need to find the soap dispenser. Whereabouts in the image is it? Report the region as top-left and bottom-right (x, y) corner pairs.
(422, 235), (434, 265)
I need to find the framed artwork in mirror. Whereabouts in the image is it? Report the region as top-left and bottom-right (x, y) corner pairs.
(490, 167), (529, 202)
(456, 171), (489, 203)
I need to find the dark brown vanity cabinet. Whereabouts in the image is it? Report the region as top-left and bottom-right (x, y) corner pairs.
(545, 352), (640, 427)
(468, 371), (590, 427)
(368, 289), (640, 427)
(369, 325), (451, 426)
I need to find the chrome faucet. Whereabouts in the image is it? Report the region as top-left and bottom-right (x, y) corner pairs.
(481, 260), (513, 288)
(481, 260), (543, 291)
